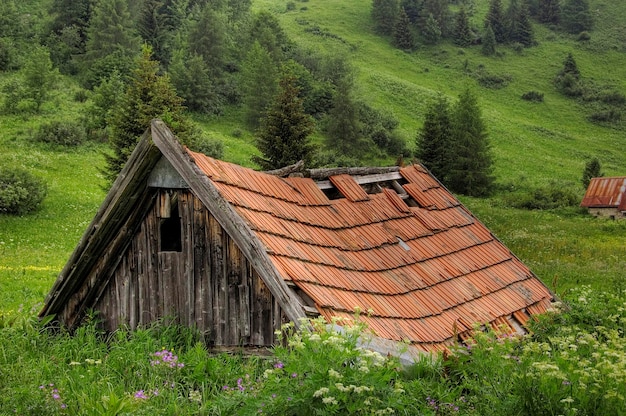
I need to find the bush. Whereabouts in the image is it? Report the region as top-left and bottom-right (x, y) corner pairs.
(577, 31), (591, 41)
(588, 109), (622, 124)
(32, 120), (86, 146)
(477, 72), (511, 89)
(521, 91), (544, 102)
(505, 183), (579, 210)
(0, 168), (47, 215)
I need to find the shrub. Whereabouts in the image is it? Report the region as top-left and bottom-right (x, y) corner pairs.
(505, 183), (579, 210)
(588, 109), (622, 124)
(0, 168), (47, 215)
(521, 91), (544, 102)
(477, 72), (511, 89)
(32, 120), (86, 147)
(286, 1), (296, 11)
(577, 31), (591, 41)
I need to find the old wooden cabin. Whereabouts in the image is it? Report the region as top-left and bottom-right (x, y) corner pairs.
(40, 120), (554, 361)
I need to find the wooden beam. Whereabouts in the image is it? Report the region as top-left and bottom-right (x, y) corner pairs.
(150, 120), (308, 326)
(316, 171), (404, 190)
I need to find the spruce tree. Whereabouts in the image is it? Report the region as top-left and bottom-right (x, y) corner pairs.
(484, 0), (506, 43)
(253, 75), (314, 170)
(138, 0), (172, 66)
(372, 0), (400, 36)
(505, 0), (534, 47)
(453, 7), (473, 47)
(23, 46), (58, 113)
(448, 89), (494, 196)
(325, 75), (362, 157)
(538, 0), (560, 25)
(419, 0), (451, 38)
(422, 13), (442, 44)
(82, 0), (140, 88)
(415, 94), (453, 182)
(481, 25), (497, 56)
(188, 4), (229, 75)
(241, 41), (279, 129)
(169, 52), (220, 114)
(582, 158), (603, 189)
(561, 0), (593, 34)
(104, 45), (191, 184)
(394, 8), (415, 50)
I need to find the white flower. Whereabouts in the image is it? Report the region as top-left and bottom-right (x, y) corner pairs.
(322, 396), (338, 405)
(314, 387), (329, 398)
(328, 369), (343, 379)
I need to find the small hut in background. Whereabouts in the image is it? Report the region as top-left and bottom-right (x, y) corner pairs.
(581, 177), (626, 219)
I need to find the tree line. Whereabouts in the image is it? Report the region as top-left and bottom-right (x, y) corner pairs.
(373, 0), (594, 53)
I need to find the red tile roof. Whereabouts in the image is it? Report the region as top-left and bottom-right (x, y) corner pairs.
(581, 177), (626, 210)
(189, 149), (553, 352)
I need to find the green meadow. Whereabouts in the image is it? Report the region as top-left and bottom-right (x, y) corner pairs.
(1, 0), (625, 414)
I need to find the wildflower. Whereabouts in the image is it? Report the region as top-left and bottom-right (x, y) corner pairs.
(322, 396), (338, 405)
(189, 390), (202, 403)
(309, 334), (321, 342)
(560, 397), (575, 404)
(134, 390), (148, 400)
(69, 361), (81, 366)
(314, 387), (329, 397)
(60, 404), (67, 409)
(274, 361), (284, 369)
(291, 373), (298, 378)
(328, 369), (343, 379)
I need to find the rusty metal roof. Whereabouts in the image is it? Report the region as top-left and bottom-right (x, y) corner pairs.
(581, 177), (626, 210)
(188, 150), (553, 352)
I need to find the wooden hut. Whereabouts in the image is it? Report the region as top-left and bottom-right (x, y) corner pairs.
(581, 176), (626, 219)
(40, 120), (554, 361)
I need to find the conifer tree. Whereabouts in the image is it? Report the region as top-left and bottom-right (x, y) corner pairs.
(169, 52), (220, 114)
(138, 0), (173, 66)
(82, 0), (140, 88)
(453, 7), (473, 47)
(241, 41), (279, 129)
(538, 0), (560, 25)
(394, 8), (415, 50)
(188, 3), (229, 75)
(561, 0), (593, 34)
(416, 95), (453, 182)
(253, 75), (314, 170)
(325, 75), (362, 157)
(448, 89), (494, 196)
(419, 0), (451, 38)
(104, 45), (191, 184)
(481, 25), (497, 56)
(23, 46), (58, 112)
(422, 13), (442, 44)
(372, 0), (400, 36)
(505, 0), (534, 47)
(484, 0), (506, 43)
(401, 0), (421, 23)
(582, 158), (603, 189)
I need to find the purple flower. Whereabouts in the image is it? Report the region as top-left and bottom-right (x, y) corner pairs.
(134, 390), (148, 400)
(223, 385), (230, 390)
(60, 404), (67, 409)
(274, 362), (284, 369)
(291, 373), (298, 378)
(52, 393), (61, 400)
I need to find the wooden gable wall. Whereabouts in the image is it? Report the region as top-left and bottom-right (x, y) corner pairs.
(94, 189), (284, 347)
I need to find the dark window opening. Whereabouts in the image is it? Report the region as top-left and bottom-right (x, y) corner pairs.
(160, 203), (182, 252)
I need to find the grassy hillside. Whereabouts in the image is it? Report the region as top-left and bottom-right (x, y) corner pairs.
(1, 0), (626, 316)
(251, 0), (626, 187)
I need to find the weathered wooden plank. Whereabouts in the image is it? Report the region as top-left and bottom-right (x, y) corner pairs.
(177, 192), (191, 326)
(192, 195), (205, 332)
(209, 214), (225, 345)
